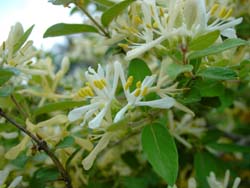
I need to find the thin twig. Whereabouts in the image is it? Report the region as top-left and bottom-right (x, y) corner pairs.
(10, 94), (29, 119)
(0, 108), (72, 188)
(75, 3), (110, 38)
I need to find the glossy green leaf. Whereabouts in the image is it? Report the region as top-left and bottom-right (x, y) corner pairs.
(0, 86), (13, 97)
(188, 38), (249, 59)
(56, 136), (75, 149)
(43, 23), (99, 38)
(0, 68), (19, 86)
(195, 79), (224, 97)
(30, 167), (60, 188)
(189, 30), (220, 51)
(101, 0), (134, 27)
(207, 143), (250, 153)
(166, 63), (193, 79)
(13, 24), (34, 54)
(141, 123), (178, 185)
(48, 0), (75, 5)
(93, 0), (115, 7)
(33, 100), (86, 116)
(128, 58), (152, 90)
(197, 67), (237, 80)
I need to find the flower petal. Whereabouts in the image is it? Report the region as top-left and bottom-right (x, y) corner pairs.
(136, 96), (175, 109)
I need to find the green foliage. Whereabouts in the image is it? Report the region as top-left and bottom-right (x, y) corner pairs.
(166, 63), (193, 79)
(43, 23), (99, 38)
(0, 68), (19, 86)
(56, 136), (75, 149)
(128, 58), (152, 90)
(13, 24), (34, 54)
(141, 123), (178, 186)
(194, 152), (226, 188)
(188, 38), (249, 59)
(33, 100), (86, 116)
(30, 167), (60, 188)
(197, 67), (237, 80)
(189, 30), (220, 51)
(101, 0), (134, 27)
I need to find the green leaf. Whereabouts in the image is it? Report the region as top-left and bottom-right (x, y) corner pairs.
(197, 67), (237, 80)
(93, 0), (115, 7)
(207, 143), (250, 153)
(0, 68), (20, 86)
(188, 38), (249, 59)
(194, 152), (226, 188)
(30, 167), (60, 188)
(56, 136), (75, 149)
(13, 25), (34, 54)
(122, 177), (148, 188)
(128, 58), (152, 90)
(0, 86), (13, 97)
(43, 23), (99, 38)
(101, 0), (134, 27)
(141, 123), (178, 185)
(195, 79), (224, 97)
(48, 0), (75, 5)
(33, 100), (86, 116)
(189, 30), (220, 51)
(166, 63), (193, 79)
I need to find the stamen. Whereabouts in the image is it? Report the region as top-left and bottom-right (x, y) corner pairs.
(78, 87), (88, 98)
(133, 15), (143, 25)
(93, 80), (105, 90)
(100, 79), (107, 87)
(160, 8), (164, 17)
(136, 81), (141, 88)
(150, 5), (154, 16)
(219, 7), (227, 18)
(223, 8), (233, 19)
(142, 87), (148, 96)
(134, 88), (141, 97)
(118, 43), (129, 49)
(86, 87), (94, 96)
(146, 24), (152, 29)
(210, 4), (219, 15)
(153, 22), (158, 28)
(125, 76), (134, 90)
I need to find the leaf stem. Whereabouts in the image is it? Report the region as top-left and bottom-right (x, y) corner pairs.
(0, 108), (72, 188)
(75, 3), (110, 38)
(10, 94), (29, 119)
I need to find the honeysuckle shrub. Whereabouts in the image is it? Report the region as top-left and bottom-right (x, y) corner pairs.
(0, 0), (250, 188)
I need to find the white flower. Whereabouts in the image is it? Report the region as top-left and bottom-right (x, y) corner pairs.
(115, 0), (243, 60)
(167, 111), (206, 148)
(68, 61), (121, 129)
(207, 170), (241, 188)
(0, 165), (22, 188)
(114, 65), (175, 122)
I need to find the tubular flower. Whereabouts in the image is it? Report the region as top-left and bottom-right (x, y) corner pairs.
(207, 170), (241, 188)
(68, 61), (120, 129)
(114, 64), (175, 123)
(113, 0), (242, 60)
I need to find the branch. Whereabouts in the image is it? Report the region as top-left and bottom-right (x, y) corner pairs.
(75, 3), (110, 38)
(0, 108), (72, 188)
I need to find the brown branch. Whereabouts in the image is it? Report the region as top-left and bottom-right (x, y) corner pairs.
(0, 108), (72, 188)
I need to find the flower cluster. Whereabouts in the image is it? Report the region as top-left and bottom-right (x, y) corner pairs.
(68, 61), (177, 129)
(111, 0), (242, 60)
